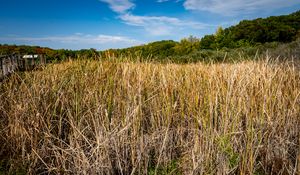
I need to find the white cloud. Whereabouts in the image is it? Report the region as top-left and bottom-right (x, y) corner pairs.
(183, 0), (300, 15)
(0, 34), (141, 46)
(99, 0), (134, 13)
(157, 0), (183, 3)
(98, 0), (210, 36)
(157, 0), (170, 2)
(119, 13), (210, 36)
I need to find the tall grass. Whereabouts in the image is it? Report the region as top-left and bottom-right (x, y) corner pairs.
(0, 58), (300, 174)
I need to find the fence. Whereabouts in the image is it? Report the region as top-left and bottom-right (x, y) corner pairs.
(0, 54), (46, 79)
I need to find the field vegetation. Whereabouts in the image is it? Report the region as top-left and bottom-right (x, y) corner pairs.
(1, 56), (300, 174)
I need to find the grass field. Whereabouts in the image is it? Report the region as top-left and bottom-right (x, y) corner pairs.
(1, 58), (300, 174)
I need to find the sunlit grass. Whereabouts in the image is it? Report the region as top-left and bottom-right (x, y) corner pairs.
(0, 58), (300, 174)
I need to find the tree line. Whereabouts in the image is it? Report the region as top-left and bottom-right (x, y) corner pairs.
(106, 10), (300, 59)
(1, 10), (300, 63)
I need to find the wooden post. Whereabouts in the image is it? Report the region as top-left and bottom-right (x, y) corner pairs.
(3, 57), (8, 76)
(6, 57), (9, 74)
(24, 57), (27, 71)
(14, 54), (17, 71)
(2, 57), (5, 76)
(8, 56), (11, 74)
(21, 54), (24, 70)
(10, 55), (13, 73)
(9, 55), (12, 73)
(17, 54), (21, 70)
(7, 56), (11, 74)
(0, 57), (3, 78)
(40, 55), (44, 65)
(11, 55), (14, 72)
(31, 55), (35, 69)
(12, 54), (16, 72)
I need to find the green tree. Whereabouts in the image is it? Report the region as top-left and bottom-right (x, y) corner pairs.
(214, 26), (225, 49)
(200, 35), (215, 49)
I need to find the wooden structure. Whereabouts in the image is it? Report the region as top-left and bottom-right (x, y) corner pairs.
(0, 54), (46, 79)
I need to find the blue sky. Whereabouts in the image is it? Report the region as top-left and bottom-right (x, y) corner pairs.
(0, 0), (300, 50)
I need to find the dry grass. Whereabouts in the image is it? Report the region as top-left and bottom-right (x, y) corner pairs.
(0, 58), (300, 174)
